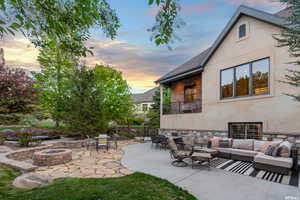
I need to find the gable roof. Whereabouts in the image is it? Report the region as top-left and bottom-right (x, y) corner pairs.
(155, 48), (211, 84)
(132, 87), (158, 103)
(156, 5), (287, 84)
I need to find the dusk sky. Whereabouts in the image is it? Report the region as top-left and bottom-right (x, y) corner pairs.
(1, 0), (284, 93)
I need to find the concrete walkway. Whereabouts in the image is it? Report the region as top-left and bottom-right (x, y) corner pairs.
(122, 143), (300, 200)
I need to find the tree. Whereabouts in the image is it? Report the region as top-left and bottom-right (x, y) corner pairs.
(0, 0), (181, 48)
(35, 40), (75, 126)
(94, 65), (134, 124)
(0, 66), (39, 124)
(62, 65), (107, 137)
(146, 87), (170, 127)
(275, 1), (300, 101)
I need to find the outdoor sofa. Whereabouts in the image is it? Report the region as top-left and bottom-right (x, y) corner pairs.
(209, 138), (298, 175)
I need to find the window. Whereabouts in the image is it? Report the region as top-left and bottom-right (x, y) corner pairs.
(252, 59), (269, 95)
(239, 24), (246, 38)
(221, 68), (234, 98)
(184, 85), (197, 102)
(235, 64), (250, 97)
(229, 122), (262, 139)
(220, 58), (269, 99)
(142, 104), (148, 112)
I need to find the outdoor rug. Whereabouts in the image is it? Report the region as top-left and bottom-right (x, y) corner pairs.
(208, 157), (299, 187)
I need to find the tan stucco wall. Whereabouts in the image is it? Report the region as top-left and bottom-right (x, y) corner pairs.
(161, 15), (300, 135)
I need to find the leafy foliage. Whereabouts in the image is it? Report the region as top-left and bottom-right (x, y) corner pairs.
(62, 65), (107, 137)
(148, 0), (184, 47)
(0, 0), (182, 48)
(0, 0), (120, 56)
(0, 66), (39, 124)
(275, 1), (300, 101)
(94, 65), (134, 123)
(35, 40), (75, 126)
(17, 132), (33, 147)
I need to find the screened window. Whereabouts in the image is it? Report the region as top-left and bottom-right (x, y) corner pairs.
(220, 58), (269, 99)
(229, 122), (262, 140)
(221, 68), (234, 98)
(252, 59), (269, 95)
(239, 24), (246, 38)
(184, 85), (197, 102)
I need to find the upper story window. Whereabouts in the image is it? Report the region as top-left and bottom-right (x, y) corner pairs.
(184, 85), (197, 102)
(220, 58), (270, 99)
(239, 24), (247, 39)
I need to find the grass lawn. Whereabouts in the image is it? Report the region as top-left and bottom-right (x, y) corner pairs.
(0, 165), (196, 200)
(0, 121), (58, 131)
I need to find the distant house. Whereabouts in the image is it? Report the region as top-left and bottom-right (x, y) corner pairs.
(132, 88), (158, 115)
(156, 6), (300, 139)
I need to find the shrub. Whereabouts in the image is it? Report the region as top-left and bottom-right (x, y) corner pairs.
(0, 134), (6, 145)
(18, 132), (33, 147)
(19, 115), (39, 126)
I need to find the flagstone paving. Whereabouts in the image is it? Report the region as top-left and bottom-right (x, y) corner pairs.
(35, 140), (137, 179)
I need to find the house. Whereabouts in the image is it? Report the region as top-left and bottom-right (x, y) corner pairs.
(132, 87), (158, 115)
(156, 6), (300, 140)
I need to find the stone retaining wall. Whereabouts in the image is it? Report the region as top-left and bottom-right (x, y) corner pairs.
(7, 146), (52, 161)
(159, 128), (300, 142)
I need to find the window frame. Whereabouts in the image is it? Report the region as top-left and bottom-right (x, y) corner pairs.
(142, 104), (148, 112)
(228, 122), (263, 140)
(238, 24), (247, 39)
(220, 57), (270, 100)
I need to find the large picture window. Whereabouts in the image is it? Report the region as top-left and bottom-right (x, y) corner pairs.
(220, 58), (269, 99)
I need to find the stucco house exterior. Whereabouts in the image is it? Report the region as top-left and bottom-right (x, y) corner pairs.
(156, 5), (300, 140)
(132, 87), (157, 116)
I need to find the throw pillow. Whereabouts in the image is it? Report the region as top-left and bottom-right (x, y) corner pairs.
(219, 140), (230, 148)
(264, 145), (276, 156)
(271, 145), (281, 157)
(278, 141), (292, 157)
(259, 141), (280, 153)
(210, 137), (220, 148)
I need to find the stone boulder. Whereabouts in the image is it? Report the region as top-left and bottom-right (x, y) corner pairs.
(13, 173), (53, 189)
(0, 129), (16, 137)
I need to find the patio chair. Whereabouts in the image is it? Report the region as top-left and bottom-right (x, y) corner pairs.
(159, 135), (168, 150)
(85, 135), (96, 150)
(168, 137), (193, 167)
(96, 134), (109, 151)
(182, 136), (195, 151)
(151, 135), (160, 148)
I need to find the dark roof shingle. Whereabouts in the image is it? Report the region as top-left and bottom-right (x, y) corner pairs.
(132, 87), (158, 103)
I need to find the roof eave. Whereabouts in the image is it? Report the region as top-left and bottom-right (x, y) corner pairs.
(155, 67), (203, 84)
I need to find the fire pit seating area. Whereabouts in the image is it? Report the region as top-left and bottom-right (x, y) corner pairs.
(210, 138), (298, 175)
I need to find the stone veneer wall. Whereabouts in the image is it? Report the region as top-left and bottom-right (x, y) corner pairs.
(159, 129), (300, 142)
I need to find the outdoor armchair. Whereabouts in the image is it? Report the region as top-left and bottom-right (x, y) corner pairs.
(168, 137), (193, 167)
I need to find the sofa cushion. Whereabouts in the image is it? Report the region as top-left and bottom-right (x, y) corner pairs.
(219, 139), (231, 148)
(232, 139), (254, 150)
(254, 140), (267, 152)
(259, 141), (281, 153)
(211, 137), (220, 148)
(216, 147), (232, 154)
(254, 152), (293, 168)
(230, 148), (258, 157)
(278, 141), (292, 158)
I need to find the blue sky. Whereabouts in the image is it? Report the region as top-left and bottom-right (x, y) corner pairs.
(1, 0), (284, 93)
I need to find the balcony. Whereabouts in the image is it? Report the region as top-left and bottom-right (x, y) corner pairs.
(163, 99), (202, 115)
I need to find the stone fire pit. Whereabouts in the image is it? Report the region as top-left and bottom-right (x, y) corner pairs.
(33, 149), (72, 166)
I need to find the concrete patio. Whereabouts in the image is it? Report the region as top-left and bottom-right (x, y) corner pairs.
(122, 143), (300, 200)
